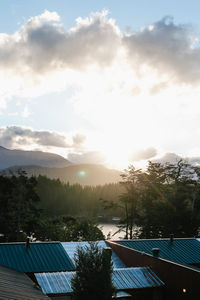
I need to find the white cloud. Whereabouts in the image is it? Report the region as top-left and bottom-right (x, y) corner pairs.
(0, 10), (120, 76)
(129, 147), (157, 162)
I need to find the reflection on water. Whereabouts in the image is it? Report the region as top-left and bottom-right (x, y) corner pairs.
(98, 223), (126, 240)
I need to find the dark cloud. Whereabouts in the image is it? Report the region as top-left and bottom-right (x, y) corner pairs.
(124, 17), (200, 84)
(68, 151), (106, 164)
(0, 126), (69, 148)
(129, 147), (157, 161)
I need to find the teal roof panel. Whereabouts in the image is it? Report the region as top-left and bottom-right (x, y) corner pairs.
(0, 242), (74, 273)
(117, 239), (200, 265)
(61, 241), (126, 269)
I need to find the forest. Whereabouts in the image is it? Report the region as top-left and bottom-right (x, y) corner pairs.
(1, 160), (200, 242)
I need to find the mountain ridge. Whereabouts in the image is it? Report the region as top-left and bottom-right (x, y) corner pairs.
(0, 147), (121, 185)
(0, 146), (71, 169)
(0, 164), (121, 186)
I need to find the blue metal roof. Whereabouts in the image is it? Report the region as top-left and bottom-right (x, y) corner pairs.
(35, 267), (164, 295)
(112, 267), (164, 290)
(0, 242), (74, 273)
(61, 241), (126, 269)
(117, 239), (200, 265)
(36, 271), (74, 295)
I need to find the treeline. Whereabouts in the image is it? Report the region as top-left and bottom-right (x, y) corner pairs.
(1, 159), (200, 242)
(120, 160), (200, 239)
(36, 175), (123, 219)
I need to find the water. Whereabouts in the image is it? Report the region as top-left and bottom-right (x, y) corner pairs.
(98, 223), (126, 240)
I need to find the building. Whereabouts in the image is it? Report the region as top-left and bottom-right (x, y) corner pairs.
(0, 264), (48, 300)
(107, 238), (200, 299)
(0, 240), (164, 299)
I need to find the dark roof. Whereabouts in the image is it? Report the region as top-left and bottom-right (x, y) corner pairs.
(35, 267), (164, 295)
(116, 238), (200, 265)
(0, 242), (74, 273)
(0, 265), (48, 300)
(61, 241), (126, 269)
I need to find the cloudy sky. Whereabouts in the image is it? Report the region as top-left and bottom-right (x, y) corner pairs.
(1, 0), (200, 169)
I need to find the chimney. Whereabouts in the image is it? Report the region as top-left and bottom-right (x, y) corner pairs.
(170, 234), (174, 245)
(103, 247), (112, 264)
(26, 237), (30, 250)
(152, 248), (160, 257)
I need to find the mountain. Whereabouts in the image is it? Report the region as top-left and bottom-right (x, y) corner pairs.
(1, 164), (121, 185)
(0, 146), (71, 169)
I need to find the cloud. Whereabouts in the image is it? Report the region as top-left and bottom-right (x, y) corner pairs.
(153, 152), (182, 164)
(0, 126), (69, 149)
(149, 82), (168, 95)
(0, 10), (120, 76)
(68, 151), (106, 164)
(72, 133), (86, 146)
(129, 147), (157, 161)
(154, 152), (200, 167)
(123, 17), (200, 84)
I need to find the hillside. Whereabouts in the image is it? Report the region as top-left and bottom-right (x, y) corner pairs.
(1, 164), (121, 185)
(0, 146), (71, 169)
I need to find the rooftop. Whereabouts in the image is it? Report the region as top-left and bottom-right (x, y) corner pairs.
(116, 238), (200, 265)
(62, 241), (126, 269)
(0, 265), (48, 300)
(35, 267), (164, 295)
(0, 242), (74, 273)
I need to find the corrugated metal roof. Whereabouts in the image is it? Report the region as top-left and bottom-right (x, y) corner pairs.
(112, 267), (164, 290)
(117, 239), (200, 265)
(61, 241), (126, 269)
(36, 271), (75, 295)
(0, 265), (48, 300)
(35, 267), (164, 295)
(0, 242), (74, 273)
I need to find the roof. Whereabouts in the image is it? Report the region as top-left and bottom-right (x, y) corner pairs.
(36, 271), (74, 295)
(62, 241), (126, 269)
(0, 265), (48, 300)
(112, 267), (164, 290)
(35, 267), (164, 295)
(0, 242), (74, 273)
(116, 238), (200, 265)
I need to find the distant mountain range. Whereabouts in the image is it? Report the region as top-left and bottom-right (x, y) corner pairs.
(0, 146), (121, 185)
(0, 146), (71, 169)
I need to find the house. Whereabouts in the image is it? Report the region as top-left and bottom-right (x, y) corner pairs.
(107, 238), (200, 300)
(35, 267), (164, 300)
(0, 240), (165, 299)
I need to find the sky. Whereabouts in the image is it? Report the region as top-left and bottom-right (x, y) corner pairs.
(1, 0), (200, 169)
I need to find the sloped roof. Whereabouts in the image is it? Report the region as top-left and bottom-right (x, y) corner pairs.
(112, 267), (164, 290)
(35, 267), (164, 295)
(61, 241), (126, 269)
(0, 242), (74, 273)
(116, 238), (200, 265)
(0, 265), (48, 300)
